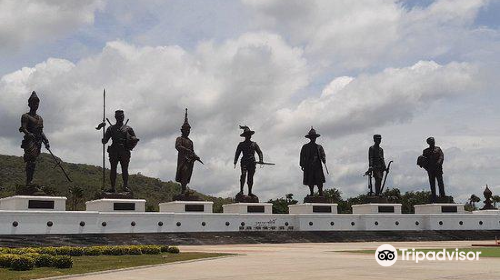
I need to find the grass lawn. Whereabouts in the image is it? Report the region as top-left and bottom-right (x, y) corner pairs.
(0, 252), (227, 280)
(342, 247), (500, 257)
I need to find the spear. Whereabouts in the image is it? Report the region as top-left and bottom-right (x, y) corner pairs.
(95, 89), (106, 191)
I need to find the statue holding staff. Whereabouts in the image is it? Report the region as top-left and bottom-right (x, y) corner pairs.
(102, 110), (139, 193)
(19, 91), (50, 186)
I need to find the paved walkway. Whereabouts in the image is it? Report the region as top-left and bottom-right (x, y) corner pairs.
(64, 241), (500, 280)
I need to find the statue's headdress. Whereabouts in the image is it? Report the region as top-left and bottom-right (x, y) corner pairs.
(373, 134), (382, 140)
(28, 91), (39, 104)
(115, 110), (124, 116)
(181, 108), (191, 130)
(239, 125), (255, 137)
(305, 126), (320, 138)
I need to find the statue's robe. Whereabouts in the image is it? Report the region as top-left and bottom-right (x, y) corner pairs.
(300, 142), (326, 186)
(176, 136), (195, 185)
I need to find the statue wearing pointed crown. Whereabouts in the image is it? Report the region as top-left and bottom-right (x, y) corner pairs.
(174, 109), (203, 200)
(19, 91), (49, 187)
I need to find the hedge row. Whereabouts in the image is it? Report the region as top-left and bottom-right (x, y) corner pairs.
(0, 253), (73, 271)
(0, 245), (180, 257)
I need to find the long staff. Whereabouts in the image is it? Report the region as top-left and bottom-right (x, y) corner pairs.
(95, 89), (106, 190)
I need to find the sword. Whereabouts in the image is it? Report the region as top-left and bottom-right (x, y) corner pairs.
(255, 161), (275, 166)
(380, 160), (394, 194)
(364, 169), (373, 196)
(44, 143), (72, 182)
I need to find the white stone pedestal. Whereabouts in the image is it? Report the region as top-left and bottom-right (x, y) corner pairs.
(288, 203), (338, 214)
(85, 199), (146, 212)
(223, 203), (272, 214)
(0, 196), (67, 211)
(414, 203), (465, 214)
(352, 203), (402, 214)
(159, 201), (213, 213)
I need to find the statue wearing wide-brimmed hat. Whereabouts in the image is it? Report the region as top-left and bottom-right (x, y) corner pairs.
(300, 127), (327, 202)
(234, 125), (264, 202)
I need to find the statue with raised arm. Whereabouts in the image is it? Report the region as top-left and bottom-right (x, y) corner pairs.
(300, 127), (328, 203)
(234, 125), (263, 203)
(417, 137), (446, 203)
(174, 109), (203, 201)
(19, 91), (49, 187)
(102, 110), (139, 194)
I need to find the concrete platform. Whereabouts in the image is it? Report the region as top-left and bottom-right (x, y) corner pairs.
(159, 201), (213, 213)
(352, 203), (402, 214)
(414, 203), (466, 214)
(223, 203), (273, 214)
(288, 203), (338, 214)
(0, 195), (67, 211)
(85, 199), (146, 212)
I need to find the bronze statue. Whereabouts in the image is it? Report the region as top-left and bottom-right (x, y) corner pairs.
(234, 125), (264, 202)
(300, 127), (327, 201)
(19, 91), (49, 186)
(102, 110), (139, 193)
(417, 137), (445, 203)
(174, 109), (203, 200)
(365, 134), (388, 196)
(19, 92), (71, 191)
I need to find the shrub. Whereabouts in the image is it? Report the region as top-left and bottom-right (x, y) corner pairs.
(160, 245), (169, 253)
(0, 254), (15, 268)
(68, 247), (84, 256)
(125, 246), (142, 255)
(83, 246), (102, 256)
(35, 247), (57, 256)
(55, 246), (72, 256)
(34, 254), (54, 267)
(139, 245), (161, 255)
(10, 255), (35, 271)
(53, 256), (73, 269)
(167, 246), (180, 254)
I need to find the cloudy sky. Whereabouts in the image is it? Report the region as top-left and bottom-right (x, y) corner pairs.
(1, 0), (499, 203)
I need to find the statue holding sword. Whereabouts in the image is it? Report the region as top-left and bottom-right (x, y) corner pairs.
(300, 127), (328, 202)
(174, 109), (204, 200)
(234, 125), (273, 202)
(19, 91), (72, 191)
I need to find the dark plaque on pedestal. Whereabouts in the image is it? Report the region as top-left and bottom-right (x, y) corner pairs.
(247, 205), (265, 213)
(441, 205), (457, 213)
(28, 200), (55, 209)
(313, 206), (332, 213)
(113, 203), (135, 211)
(185, 204), (205, 212)
(378, 206), (395, 213)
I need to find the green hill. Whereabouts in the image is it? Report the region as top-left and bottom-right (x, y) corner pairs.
(0, 154), (232, 212)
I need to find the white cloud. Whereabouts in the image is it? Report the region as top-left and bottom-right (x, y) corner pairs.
(272, 60), (480, 138)
(243, 0), (491, 70)
(0, 0), (104, 51)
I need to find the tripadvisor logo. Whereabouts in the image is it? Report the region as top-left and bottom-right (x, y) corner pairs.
(375, 244), (481, 267)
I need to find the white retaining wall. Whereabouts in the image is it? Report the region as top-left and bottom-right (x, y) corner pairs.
(1, 210), (499, 235)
